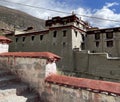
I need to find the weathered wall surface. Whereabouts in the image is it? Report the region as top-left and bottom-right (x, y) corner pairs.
(0, 55), (120, 102)
(74, 51), (120, 82)
(7, 27), (75, 71)
(86, 31), (120, 57)
(45, 75), (120, 102)
(13, 57), (46, 93)
(0, 56), (47, 100)
(44, 82), (120, 102)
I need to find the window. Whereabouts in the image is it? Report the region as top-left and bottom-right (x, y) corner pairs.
(81, 43), (85, 50)
(16, 37), (18, 42)
(53, 31), (57, 38)
(31, 36), (35, 41)
(63, 30), (67, 37)
(63, 42), (66, 47)
(95, 33), (100, 40)
(96, 41), (99, 47)
(76, 21), (79, 26)
(75, 31), (77, 37)
(81, 34), (85, 41)
(106, 32), (113, 39)
(106, 41), (113, 47)
(22, 37), (26, 42)
(40, 35), (44, 40)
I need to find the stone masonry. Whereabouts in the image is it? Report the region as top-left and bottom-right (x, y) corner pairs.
(0, 52), (120, 102)
(0, 66), (39, 102)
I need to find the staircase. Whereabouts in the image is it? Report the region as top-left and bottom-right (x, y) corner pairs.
(0, 68), (40, 102)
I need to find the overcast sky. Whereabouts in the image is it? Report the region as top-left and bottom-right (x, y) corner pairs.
(0, 0), (120, 28)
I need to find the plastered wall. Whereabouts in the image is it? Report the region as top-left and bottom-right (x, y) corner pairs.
(0, 55), (120, 102)
(0, 56), (46, 97)
(74, 51), (120, 82)
(42, 83), (120, 102)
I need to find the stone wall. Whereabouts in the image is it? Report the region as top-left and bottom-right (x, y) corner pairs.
(0, 54), (120, 102)
(45, 75), (120, 102)
(74, 51), (120, 82)
(0, 56), (46, 94)
(6, 27), (75, 71)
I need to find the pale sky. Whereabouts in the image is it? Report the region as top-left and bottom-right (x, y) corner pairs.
(0, 0), (120, 28)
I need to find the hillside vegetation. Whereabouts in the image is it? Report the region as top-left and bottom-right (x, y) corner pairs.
(0, 6), (45, 31)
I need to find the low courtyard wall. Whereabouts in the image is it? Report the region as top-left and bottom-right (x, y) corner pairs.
(0, 52), (120, 102)
(74, 51), (120, 82)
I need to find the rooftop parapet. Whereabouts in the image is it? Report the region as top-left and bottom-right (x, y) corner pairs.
(45, 15), (90, 28)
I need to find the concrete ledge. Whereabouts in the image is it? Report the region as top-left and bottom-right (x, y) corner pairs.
(45, 75), (120, 95)
(87, 50), (120, 60)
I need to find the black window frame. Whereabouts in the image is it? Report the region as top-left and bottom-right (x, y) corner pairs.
(95, 33), (100, 40)
(75, 31), (77, 37)
(63, 30), (67, 37)
(106, 40), (113, 47)
(22, 36), (26, 42)
(15, 37), (18, 42)
(53, 31), (57, 38)
(31, 35), (35, 41)
(40, 35), (44, 40)
(106, 32), (113, 39)
(96, 41), (99, 47)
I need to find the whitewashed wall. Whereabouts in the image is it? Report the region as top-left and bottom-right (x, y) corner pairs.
(0, 43), (9, 53)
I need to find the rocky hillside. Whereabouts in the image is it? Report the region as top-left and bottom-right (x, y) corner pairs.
(0, 6), (45, 31)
